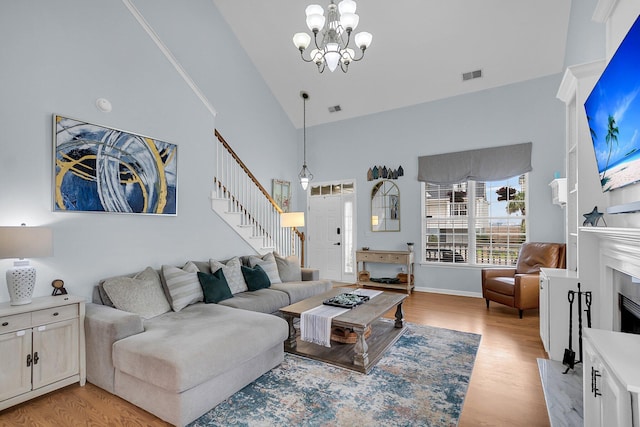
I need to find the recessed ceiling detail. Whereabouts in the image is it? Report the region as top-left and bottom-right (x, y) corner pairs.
(213, 0), (572, 128)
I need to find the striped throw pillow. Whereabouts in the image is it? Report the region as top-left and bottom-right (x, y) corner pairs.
(249, 252), (282, 285)
(161, 262), (202, 312)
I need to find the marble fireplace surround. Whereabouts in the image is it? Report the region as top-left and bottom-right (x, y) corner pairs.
(581, 227), (640, 332)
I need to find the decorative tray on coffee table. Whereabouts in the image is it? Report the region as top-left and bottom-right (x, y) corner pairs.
(323, 293), (370, 309)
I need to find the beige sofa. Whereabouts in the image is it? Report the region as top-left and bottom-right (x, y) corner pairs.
(85, 254), (332, 426)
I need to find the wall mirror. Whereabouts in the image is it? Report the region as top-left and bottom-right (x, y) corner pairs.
(371, 180), (400, 232)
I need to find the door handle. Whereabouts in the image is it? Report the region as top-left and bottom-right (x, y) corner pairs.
(334, 242), (341, 245)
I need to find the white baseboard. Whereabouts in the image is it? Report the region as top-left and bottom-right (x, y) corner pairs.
(413, 287), (482, 298)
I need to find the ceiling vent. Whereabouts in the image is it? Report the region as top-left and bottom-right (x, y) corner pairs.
(328, 105), (342, 113)
(462, 69), (483, 81)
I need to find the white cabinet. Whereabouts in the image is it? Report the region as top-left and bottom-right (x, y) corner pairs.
(0, 295), (85, 411)
(539, 268), (580, 361)
(583, 328), (640, 427)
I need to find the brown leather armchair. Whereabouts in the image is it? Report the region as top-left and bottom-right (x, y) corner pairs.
(481, 242), (566, 318)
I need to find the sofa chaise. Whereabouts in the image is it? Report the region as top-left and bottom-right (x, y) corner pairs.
(84, 253), (332, 426)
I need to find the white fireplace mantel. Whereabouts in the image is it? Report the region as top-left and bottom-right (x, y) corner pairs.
(580, 227), (640, 331)
(580, 226), (640, 242)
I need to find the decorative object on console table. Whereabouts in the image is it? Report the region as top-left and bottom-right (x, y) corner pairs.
(582, 206), (607, 227)
(0, 224), (53, 305)
(51, 279), (67, 296)
(54, 115), (178, 215)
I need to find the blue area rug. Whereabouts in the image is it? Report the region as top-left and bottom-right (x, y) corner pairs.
(190, 322), (481, 427)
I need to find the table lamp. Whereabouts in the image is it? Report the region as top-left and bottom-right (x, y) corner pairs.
(280, 212), (305, 260)
(0, 224), (53, 305)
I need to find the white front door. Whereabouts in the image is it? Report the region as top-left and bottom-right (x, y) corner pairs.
(307, 181), (356, 282)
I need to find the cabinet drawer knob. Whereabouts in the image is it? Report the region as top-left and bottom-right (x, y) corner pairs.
(53, 312), (59, 316)
(1, 322), (8, 327)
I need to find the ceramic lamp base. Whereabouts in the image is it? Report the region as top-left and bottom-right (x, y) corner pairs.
(6, 260), (36, 305)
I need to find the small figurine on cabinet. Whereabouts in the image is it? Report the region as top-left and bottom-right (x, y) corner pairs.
(51, 279), (68, 296)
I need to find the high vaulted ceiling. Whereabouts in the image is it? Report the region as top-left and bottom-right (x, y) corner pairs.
(213, 0), (572, 128)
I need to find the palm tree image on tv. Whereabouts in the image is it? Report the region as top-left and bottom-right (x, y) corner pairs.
(600, 115), (619, 186)
(584, 15), (640, 192)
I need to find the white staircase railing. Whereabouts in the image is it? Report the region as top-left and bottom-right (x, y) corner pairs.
(210, 130), (304, 264)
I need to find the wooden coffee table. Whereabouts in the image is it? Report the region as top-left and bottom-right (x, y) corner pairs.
(279, 287), (407, 373)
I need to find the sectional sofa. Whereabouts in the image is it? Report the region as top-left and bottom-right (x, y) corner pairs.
(84, 253), (332, 426)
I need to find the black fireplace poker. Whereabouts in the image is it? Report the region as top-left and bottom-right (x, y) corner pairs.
(562, 282), (593, 374)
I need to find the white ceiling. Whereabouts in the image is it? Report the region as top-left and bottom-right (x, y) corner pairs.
(213, 0), (572, 128)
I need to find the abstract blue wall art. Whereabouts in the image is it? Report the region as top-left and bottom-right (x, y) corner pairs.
(54, 115), (177, 215)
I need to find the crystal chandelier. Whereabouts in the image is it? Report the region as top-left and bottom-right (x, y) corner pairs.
(299, 91), (313, 190)
(292, 0), (373, 73)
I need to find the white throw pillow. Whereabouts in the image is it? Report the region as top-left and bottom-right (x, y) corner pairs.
(161, 262), (202, 312)
(274, 252), (302, 282)
(210, 257), (248, 294)
(249, 252), (282, 284)
(102, 267), (171, 319)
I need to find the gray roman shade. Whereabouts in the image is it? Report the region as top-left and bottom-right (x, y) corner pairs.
(418, 142), (532, 184)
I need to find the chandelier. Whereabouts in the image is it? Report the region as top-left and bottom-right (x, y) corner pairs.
(299, 91), (313, 190)
(292, 0), (372, 73)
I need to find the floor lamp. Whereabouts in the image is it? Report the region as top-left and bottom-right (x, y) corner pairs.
(0, 224), (53, 305)
(280, 212), (305, 266)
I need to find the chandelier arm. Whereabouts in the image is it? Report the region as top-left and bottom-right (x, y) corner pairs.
(299, 49), (315, 63)
(313, 30), (323, 51)
(349, 47), (367, 62)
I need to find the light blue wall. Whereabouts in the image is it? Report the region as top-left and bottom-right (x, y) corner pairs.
(0, 0), (298, 302)
(0, 0), (607, 301)
(303, 74), (566, 294)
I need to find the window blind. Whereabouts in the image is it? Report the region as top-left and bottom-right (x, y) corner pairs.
(418, 142), (532, 184)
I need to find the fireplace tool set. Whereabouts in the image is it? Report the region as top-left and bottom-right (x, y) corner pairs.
(563, 282), (592, 374)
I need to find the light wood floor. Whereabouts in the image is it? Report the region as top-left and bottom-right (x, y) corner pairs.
(0, 291), (550, 426)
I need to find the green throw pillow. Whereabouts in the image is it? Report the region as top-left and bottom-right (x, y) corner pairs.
(241, 264), (271, 291)
(197, 270), (233, 303)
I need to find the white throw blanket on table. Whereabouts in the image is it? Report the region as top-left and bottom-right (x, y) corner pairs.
(300, 289), (383, 347)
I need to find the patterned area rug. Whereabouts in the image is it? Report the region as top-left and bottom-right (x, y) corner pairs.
(190, 322), (481, 427)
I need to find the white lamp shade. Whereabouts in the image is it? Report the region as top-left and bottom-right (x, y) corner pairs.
(305, 4), (324, 17)
(340, 12), (359, 31)
(325, 43), (341, 72)
(0, 226), (53, 259)
(310, 49), (323, 64)
(355, 31), (372, 49)
(338, 0), (357, 15)
(281, 212), (305, 228)
(0, 225), (53, 306)
(306, 14), (325, 32)
(300, 176), (310, 190)
(341, 48), (355, 63)
(293, 32), (311, 50)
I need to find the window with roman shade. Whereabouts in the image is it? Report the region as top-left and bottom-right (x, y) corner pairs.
(419, 142), (531, 266)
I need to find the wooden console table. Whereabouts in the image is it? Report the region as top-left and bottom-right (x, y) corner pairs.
(356, 250), (414, 294)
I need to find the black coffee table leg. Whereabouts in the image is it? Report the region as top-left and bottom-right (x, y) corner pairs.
(395, 303), (404, 328)
(284, 314), (297, 350)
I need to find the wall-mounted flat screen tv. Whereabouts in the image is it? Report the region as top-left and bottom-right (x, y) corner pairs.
(585, 15), (640, 192)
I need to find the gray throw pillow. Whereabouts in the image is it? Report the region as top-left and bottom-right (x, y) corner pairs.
(102, 267), (171, 319)
(161, 262), (202, 312)
(210, 257), (248, 294)
(274, 252), (302, 282)
(249, 252), (282, 284)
